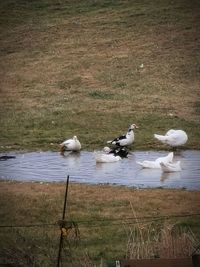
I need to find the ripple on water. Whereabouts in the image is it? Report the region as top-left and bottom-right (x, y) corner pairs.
(0, 150), (200, 189)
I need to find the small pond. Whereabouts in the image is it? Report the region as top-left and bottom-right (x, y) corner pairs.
(0, 150), (200, 190)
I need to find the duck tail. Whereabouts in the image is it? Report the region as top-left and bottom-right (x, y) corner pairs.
(136, 161), (144, 166)
(167, 152), (174, 163)
(154, 134), (167, 141)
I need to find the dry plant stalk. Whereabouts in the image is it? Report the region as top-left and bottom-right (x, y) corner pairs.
(124, 202), (199, 259)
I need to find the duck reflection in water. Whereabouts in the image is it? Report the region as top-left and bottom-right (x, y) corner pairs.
(60, 151), (81, 169)
(160, 171), (181, 183)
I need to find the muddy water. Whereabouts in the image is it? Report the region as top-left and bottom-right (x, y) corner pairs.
(0, 150), (200, 189)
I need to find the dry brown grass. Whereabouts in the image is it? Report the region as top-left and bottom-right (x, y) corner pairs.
(0, 180), (200, 223)
(126, 221), (199, 259)
(0, 180), (200, 266)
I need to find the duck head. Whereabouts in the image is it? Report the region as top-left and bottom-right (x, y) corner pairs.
(129, 124), (139, 130)
(103, 146), (111, 153)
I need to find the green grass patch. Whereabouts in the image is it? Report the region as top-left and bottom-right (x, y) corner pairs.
(88, 90), (114, 100)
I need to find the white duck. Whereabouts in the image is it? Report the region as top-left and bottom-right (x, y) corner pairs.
(95, 153), (122, 163)
(94, 147), (122, 163)
(136, 152), (174, 169)
(60, 136), (81, 153)
(154, 129), (188, 148)
(107, 124), (139, 147)
(160, 161), (182, 172)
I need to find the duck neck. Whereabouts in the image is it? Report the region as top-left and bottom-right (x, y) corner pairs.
(127, 129), (134, 137)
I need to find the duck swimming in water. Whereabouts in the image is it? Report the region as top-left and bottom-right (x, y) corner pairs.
(95, 153), (122, 163)
(94, 147), (121, 163)
(103, 146), (129, 158)
(160, 161), (182, 172)
(136, 152), (174, 169)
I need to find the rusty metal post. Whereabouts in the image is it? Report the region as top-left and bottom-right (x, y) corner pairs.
(57, 175), (70, 267)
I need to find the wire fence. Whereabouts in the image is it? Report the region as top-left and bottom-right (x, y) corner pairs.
(1, 216), (200, 267)
(0, 212), (200, 229)
(0, 176), (200, 267)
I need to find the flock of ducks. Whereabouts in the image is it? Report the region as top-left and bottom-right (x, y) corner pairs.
(60, 124), (188, 173)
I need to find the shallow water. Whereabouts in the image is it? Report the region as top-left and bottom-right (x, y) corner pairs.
(0, 150), (200, 190)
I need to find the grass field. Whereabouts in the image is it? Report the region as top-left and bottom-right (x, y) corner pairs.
(0, 1), (200, 266)
(0, 0), (200, 151)
(0, 181), (200, 266)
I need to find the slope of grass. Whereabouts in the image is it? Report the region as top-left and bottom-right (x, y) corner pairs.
(0, 0), (199, 151)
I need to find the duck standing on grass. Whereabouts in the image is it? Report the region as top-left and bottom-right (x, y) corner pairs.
(107, 124), (139, 147)
(154, 129), (188, 149)
(60, 136), (81, 154)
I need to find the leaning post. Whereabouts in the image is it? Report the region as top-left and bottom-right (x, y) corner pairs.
(57, 175), (70, 267)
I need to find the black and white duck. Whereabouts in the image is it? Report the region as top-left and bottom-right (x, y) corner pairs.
(107, 124), (139, 147)
(103, 146), (129, 158)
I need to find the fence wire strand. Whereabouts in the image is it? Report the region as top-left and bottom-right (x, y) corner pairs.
(0, 213), (199, 229)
